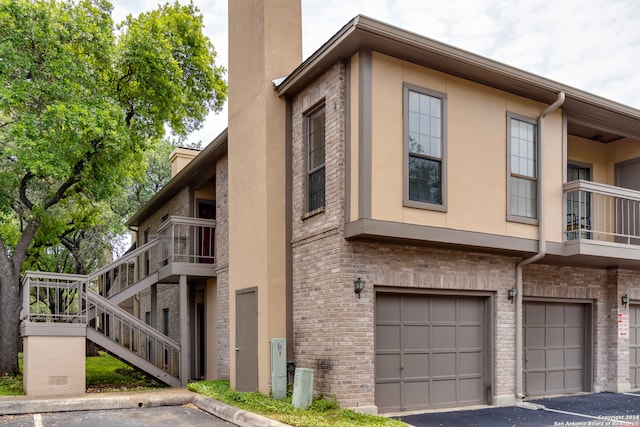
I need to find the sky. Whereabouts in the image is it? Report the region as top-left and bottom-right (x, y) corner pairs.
(110, 0), (640, 147)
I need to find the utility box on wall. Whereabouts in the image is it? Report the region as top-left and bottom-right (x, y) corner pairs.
(270, 338), (287, 400)
(292, 367), (314, 409)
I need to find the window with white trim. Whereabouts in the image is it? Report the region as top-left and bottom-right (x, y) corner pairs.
(306, 105), (325, 212)
(508, 115), (537, 219)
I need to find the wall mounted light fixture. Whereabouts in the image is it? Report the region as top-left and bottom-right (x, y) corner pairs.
(622, 294), (630, 308)
(354, 277), (365, 299)
(507, 288), (517, 303)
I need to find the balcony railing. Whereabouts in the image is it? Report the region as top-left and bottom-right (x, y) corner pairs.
(84, 216), (216, 299)
(21, 272), (87, 324)
(21, 271), (182, 385)
(564, 180), (640, 246)
(159, 216), (216, 266)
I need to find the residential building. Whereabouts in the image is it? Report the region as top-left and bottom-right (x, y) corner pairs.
(21, 0), (640, 415)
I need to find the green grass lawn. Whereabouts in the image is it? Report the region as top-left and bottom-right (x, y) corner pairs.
(188, 380), (407, 427)
(85, 351), (166, 392)
(0, 352), (166, 396)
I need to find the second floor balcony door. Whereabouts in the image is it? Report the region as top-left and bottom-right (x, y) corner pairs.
(198, 201), (215, 263)
(567, 164), (591, 240)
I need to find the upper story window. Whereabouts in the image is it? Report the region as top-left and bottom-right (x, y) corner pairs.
(508, 114), (538, 221)
(306, 104), (325, 212)
(404, 84), (447, 210)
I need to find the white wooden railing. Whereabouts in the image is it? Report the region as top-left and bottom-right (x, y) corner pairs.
(564, 180), (640, 245)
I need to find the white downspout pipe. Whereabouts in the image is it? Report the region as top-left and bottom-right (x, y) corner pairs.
(515, 91), (565, 400)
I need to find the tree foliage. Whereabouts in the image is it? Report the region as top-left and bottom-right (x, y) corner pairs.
(0, 0), (227, 375)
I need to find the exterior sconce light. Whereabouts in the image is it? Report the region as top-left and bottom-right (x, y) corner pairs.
(354, 277), (365, 299)
(507, 288), (517, 303)
(622, 294), (630, 308)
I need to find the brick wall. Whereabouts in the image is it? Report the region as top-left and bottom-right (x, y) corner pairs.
(215, 155), (230, 379)
(291, 62), (519, 408)
(288, 58), (640, 411)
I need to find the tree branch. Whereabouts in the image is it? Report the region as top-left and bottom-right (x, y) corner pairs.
(42, 136), (103, 211)
(19, 172), (35, 210)
(0, 120), (16, 129)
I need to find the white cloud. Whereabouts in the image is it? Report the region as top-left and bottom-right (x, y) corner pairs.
(109, 0), (640, 145)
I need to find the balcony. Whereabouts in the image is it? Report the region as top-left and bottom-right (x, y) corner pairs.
(158, 216), (216, 281)
(563, 180), (640, 261)
(87, 216), (216, 301)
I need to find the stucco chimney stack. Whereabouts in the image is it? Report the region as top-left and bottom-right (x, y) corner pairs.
(227, 0), (302, 394)
(169, 147), (199, 178)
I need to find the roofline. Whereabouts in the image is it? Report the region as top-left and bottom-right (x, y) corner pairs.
(277, 15), (640, 139)
(127, 128), (228, 228)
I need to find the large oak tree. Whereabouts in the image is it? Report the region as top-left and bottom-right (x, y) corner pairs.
(0, 0), (227, 375)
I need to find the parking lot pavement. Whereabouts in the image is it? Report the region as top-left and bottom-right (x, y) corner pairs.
(396, 392), (640, 427)
(0, 405), (235, 427)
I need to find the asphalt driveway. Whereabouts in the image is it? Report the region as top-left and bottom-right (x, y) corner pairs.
(397, 392), (640, 427)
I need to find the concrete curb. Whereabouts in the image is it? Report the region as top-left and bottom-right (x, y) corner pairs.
(0, 389), (289, 427)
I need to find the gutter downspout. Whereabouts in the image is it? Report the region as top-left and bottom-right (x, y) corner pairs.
(515, 91), (565, 400)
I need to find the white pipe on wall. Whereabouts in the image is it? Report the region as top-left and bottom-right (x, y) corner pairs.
(514, 91), (565, 400)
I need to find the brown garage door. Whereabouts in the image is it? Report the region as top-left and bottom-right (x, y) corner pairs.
(630, 304), (640, 388)
(375, 293), (487, 413)
(524, 301), (590, 396)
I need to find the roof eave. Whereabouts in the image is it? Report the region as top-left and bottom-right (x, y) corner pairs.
(126, 128), (228, 228)
(277, 15), (640, 139)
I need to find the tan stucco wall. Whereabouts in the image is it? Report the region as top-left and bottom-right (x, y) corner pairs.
(23, 335), (85, 396)
(362, 52), (564, 243)
(568, 136), (640, 185)
(227, 0), (301, 394)
(349, 53), (360, 222)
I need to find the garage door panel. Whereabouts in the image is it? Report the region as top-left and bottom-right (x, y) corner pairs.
(459, 325), (483, 348)
(404, 353), (429, 378)
(376, 294), (487, 412)
(547, 305), (565, 323)
(526, 371), (546, 394)
(526, 327), (545, 346)
(458, 299), (484, 322)
(431, 352), (456, 377)
(404, 297), (430, 322)
(403, 381), (429, 409)
(459, 352), (483, 375)
(565, 305), (584, 323)
(526, 303), (546, 324)
(459, 378), (484, 403)
(565, 348), (583, 367)
(376, 354), (401, 380)
(376, 295), (401, 322)
(376, 382), (401, 412)
(566, 328), (584, 346)
(376, 325), (401, 350)
(546, 327), (564, 346)
(431, 325), (456, 349)
(431, 379), (457, 405)
(403, 325), (428, 350)
(526, 349), (546, 369)
(547, 371), (565, 392)
(431, 299), (456, 322)
(565, 369), (583, 391)
(546, 349), (565, 369)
